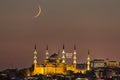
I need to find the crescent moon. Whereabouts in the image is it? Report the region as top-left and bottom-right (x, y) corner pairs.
(34, 5), (41, 18)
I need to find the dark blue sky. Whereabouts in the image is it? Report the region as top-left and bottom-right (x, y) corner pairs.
(0, 0), (120, 69)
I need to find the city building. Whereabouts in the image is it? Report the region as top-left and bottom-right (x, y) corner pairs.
(91, 59), (105, 68)
(32, 45), (91, 75)
(108, 61), (119, 67)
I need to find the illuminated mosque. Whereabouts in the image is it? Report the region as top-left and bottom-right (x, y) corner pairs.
(32, 45), (91, 75)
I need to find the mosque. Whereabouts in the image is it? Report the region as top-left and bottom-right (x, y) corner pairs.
(32, 45), (91, 75)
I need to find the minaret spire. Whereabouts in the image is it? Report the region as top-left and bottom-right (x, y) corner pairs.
(62, 44), (65, 63)
(87, 49), (91, 71)
(45, 45), (49, 59)
(73, 45), (77, 68)
(74, 44), (76, 50)
(35, 44), (36, 49)
(63, 44), (64, 49)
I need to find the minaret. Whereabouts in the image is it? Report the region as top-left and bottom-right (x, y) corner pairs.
(45, 45), (49, 59)
(62, 44), (65, 63)
(33, 44), (38, 75)
(73, 45), (77, 68)
(87, 50), (91, 71)
(34, 44), (37, 65)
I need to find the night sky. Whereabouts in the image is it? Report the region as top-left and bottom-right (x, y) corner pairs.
(0, 0), (120, 69)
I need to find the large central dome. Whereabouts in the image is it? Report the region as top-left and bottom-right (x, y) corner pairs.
(49, 53), (59, 59)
